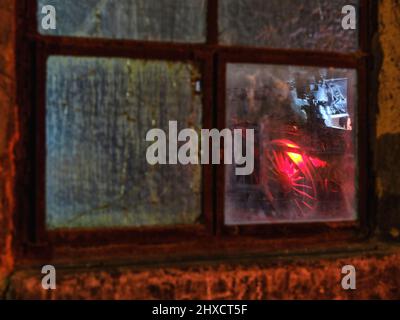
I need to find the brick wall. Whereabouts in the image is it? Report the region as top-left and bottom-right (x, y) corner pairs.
(6, 250), (400, 299)
(0, 0), (16, 295)
(377, 0), (400, 236)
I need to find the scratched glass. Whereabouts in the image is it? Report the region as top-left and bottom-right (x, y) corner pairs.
(38, 0), (207, 43)
(225, 63), (358, 225)
(219, 0), (359, 52)
(46, 56), (202, 229)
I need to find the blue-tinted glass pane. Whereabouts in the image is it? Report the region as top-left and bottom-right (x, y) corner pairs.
(46, 56), (202, 229)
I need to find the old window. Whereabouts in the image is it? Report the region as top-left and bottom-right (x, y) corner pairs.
(224, 64), (358, 225)
(19, 0), (372, 254)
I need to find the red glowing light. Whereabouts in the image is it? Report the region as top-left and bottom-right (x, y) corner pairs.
(286, 152), (304, 166)
(265, 139), (319, 217)
(309, 156), (328, 168)
(273, 139), (301, 149)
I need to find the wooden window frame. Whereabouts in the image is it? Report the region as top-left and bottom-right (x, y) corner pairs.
(15, 0), (377, 263)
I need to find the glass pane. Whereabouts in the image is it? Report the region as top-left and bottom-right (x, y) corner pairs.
(46, 57), (202, 229)
(225, 63), (357, 225)
(219, 0), (359, 52)
(38, 0), (207, 43)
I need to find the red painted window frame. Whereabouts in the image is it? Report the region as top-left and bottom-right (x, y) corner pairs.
(15, 0), (376, 264)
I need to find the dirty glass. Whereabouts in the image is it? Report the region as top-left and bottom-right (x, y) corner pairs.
(38, 0), (207, 43)
(225, 63), (357, 225)
(219, 0), (359, 52)
(46, 56), (202, 229)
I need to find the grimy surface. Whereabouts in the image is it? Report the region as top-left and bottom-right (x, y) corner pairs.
(45, 57), (202, 229)
(1, 0), (400, 299)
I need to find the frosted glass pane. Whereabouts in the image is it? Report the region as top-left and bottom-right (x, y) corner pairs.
(46, 56), (202, 229)
(225, 63), (357, 225)
(219, 0), (359, 52)
(38, 0), (207, 43)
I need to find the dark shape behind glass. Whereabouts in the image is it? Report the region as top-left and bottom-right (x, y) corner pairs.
(225, 63), (357, 225)
(46, 57), (202, 229)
